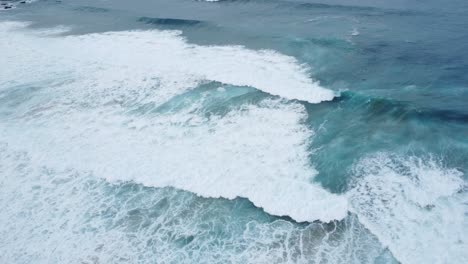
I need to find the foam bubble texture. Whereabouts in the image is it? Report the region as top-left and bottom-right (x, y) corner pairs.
(0, 21), (346, 223)
(0, 144), (391, 263)
(1, 98), (348, 223)
(348, 153), (467, 264)
(1, 21), (465, 264)
(0, 21), (335, 104)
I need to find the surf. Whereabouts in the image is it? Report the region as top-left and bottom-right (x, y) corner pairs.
(0, 21), (345, 223)
(1, 20), (466, 264)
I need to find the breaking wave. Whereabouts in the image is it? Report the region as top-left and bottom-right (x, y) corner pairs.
(0, 21), (344, 223)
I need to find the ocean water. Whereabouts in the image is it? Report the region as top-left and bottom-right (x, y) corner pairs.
(0, 0), (467, 263)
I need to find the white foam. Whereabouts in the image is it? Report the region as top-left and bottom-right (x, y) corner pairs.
(2, 99), (347, 223)
(348, 153), (467, 264)
(0, 144), (388, 264)
(0, 21), (335, 104)
(0, 21), (346, 223)
(4, 22), (466, 263)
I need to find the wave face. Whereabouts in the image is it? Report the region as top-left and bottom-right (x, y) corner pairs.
(0, 21), (345, 223)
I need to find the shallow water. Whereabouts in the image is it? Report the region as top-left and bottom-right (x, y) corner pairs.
(0, 1), (467, 263)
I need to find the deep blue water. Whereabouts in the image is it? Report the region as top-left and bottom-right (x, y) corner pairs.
(0, 0), (467, 263)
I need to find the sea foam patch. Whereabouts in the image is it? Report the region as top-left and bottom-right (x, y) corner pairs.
(0, 21), (335, 104)
(1, 21), (465, 264)
(0, 21), (345, 223)
(1, 98), (348, 223)
(348, 153), (467, 264)
(0, 144), (390, 264)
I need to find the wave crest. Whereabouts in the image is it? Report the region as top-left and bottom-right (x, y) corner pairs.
(0, 21), (344, 222)
(0, 21), (335, 104)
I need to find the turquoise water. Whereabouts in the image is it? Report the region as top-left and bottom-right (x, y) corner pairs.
(0, 0), (467, 263)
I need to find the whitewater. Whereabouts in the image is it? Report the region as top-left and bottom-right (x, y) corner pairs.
(1, 1), (467, 263)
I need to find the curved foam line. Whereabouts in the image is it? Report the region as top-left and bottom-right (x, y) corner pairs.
(0, 21), (335, 104)
(2, 22), (466, 263)
(0, 21), (345, 223)
(1, 100), (349, 223)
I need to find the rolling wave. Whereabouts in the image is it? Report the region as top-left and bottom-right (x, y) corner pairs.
(0, 20), (466, 264)
(201, 0), (421, 17)
(0, 21), (334, 104)
(337, 91), (468, 124)
(0, 21), (343, 223)
(138, 16), (204, 27)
